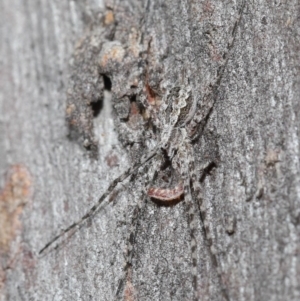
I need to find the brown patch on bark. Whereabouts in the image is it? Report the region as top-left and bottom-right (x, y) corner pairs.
(104, 10), (115, 26)
(124, 270), (136, 301)
(0, 164), (33, 295)
(99, 43), (125, 68)
(20, 245), (37, 291)
(145, 83), (156, 106)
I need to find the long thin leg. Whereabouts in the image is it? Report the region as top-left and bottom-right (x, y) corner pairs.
(39, 147), (158, 255)
(169, 139), (199, 301)
(187, 0), (246, 139)
(147, 140), (200, 300)
(115, 156), (161, 300)
(181, 163), (198, 301)
(115, 189), (142, 299)
(188, 146), (229, 301)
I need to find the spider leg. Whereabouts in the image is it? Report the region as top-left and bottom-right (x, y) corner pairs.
(115, 191), (143, 299)
(178, 142), (199, 301)
(158, 135), (200, 301)
(182, 175), (199, 301)
(115, 155), (161, 300)
(39, 147), (158, 255)
(187, 0), (246, 139)
(188, 145), (230, 301)
(146, 135), (200, 300)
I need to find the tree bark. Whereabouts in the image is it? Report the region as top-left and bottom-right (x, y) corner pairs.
(1, 0), (300, 300)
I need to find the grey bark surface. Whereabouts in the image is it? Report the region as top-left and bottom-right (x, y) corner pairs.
(0, 0), (300, 301)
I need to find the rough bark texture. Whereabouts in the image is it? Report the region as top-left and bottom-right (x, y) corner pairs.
(1, 0), (300, 301)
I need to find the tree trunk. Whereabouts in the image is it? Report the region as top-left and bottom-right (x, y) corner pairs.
(1, 0), (299, 300)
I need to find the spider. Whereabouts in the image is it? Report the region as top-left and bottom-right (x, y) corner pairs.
(39, 2), (245, 300)
(39, 83), (216, 301)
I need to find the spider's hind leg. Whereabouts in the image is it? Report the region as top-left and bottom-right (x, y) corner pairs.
(182, 175), (199, 301)
(146, 140), (200, 300)
(188, 148), (230, 301)
(115, 155), (162, 300)
(178, 148), (200, 301)
(38, 147), (158, 255)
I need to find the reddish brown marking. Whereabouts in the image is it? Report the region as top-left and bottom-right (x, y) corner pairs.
(21, 245), (37, 290)
(0, 164), (33, 294)
(124, 270), (136, 301)
(148, 183), (184, 201)
(130, 101), (139, 116)
(105, 153), (119, 167)
(104, 10), (115, 26)
(145, 83), (156, 105)
(128, 102), (143, 130)
(0, 164), (32, 253)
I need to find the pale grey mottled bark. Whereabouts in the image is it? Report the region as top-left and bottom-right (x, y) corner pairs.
(1, 0), (300, 301)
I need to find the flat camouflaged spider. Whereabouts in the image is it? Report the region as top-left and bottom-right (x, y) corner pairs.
(39, 2), (245, 300)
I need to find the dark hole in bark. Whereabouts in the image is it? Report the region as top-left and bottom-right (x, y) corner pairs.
(103, 74), (112, 91)
(130, 94), (136, 103)
(91, 75), (112, 118)
(91, 99), (103, 117)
